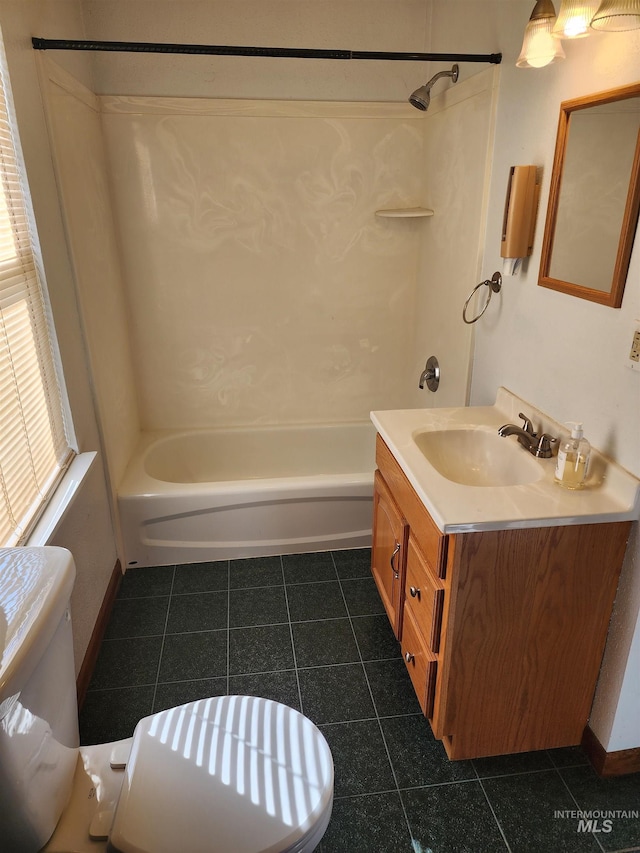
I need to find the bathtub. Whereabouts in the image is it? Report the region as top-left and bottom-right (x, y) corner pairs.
(117, 422), (376, 567)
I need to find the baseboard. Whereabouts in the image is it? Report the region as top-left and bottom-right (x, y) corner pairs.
(582, 725), (640, 777)
(76, 560), (122, 709)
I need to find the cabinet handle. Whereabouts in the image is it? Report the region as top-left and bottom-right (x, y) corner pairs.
(409, 585), (420, 599)
(390, 542), (401, 579)
(404, 651), (415, 664)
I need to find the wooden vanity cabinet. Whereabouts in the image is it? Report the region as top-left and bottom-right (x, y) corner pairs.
(371, 434), (631, 760)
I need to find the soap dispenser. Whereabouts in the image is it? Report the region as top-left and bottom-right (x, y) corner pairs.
(554, 422), (591, 490)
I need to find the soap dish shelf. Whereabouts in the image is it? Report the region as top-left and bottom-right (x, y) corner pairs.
(375, 207), (434, 218)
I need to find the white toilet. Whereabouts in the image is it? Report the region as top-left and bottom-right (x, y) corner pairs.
(0, 547), (334, 853)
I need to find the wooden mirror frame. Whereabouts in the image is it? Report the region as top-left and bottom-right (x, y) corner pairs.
(538, 82), (640, 308)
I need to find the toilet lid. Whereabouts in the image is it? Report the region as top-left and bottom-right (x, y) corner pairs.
(109, 696), (334, 853)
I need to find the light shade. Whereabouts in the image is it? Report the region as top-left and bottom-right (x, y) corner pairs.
(517, 2), (566, 67)
(590, 0), (640, 30)
(552, 0), (600, 36)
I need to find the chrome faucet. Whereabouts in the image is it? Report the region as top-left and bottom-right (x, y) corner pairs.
(418, 356), (440, 392)
(498, 413), (558, 459)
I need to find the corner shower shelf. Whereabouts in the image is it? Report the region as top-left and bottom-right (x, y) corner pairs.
(375, 207), (434, 218)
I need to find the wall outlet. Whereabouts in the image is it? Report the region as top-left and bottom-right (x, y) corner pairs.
(627, 326), (640, 370)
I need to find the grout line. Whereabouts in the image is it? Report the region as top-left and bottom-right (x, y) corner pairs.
(100, 632), (166, 642)
(167, 587), (229, 598)
(225, 559), (231, 696)
(331, 551), (415, 847)
(150, 563), (177, 713)
(473, 764), (579, 782)
(476, 775), (514, 853)
(280, 554), (304, 714)
(86, 682), (158, 694)
(115, 592), (172, 602)
(554, 765), (608, 853)
(156, 626), (229, 638)
(332, 787), (404, 801)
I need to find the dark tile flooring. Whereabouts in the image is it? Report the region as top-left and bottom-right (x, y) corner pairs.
(80, 549), (640, 853)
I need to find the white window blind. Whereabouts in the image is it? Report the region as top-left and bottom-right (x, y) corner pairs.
(0, 39), (73, 546)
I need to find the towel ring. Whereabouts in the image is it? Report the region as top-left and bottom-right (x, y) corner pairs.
(462, 271), (502, 324)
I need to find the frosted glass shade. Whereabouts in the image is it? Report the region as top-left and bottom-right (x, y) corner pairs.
(590, 0), (640, 30)
(552, 0), (600, 35)
(517, 17), (566, 66)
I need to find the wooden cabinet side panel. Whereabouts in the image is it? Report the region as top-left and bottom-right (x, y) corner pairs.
(435, 522), (630, 758)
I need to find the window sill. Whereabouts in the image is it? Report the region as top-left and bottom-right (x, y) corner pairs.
(27, 451), (97, 546)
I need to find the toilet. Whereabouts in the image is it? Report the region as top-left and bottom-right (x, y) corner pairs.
(0, 547), (334, 853)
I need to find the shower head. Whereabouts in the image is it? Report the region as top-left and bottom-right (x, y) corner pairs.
(409, 64), (459, 111)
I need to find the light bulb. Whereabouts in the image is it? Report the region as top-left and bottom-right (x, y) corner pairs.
(517, 16), (566, 67)
(552, 0), (600, 36)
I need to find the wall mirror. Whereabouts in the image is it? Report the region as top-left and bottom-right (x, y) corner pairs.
(539, 82), (640, 308)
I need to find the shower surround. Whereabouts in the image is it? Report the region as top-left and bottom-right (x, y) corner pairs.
(100, 95), (426, 429)
(40, 58), (496, 564)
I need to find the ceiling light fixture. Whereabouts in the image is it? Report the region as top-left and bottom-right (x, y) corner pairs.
(552, 0), (600, 36)
(590, 0), (640, 30)
(517, 0), (566, 67)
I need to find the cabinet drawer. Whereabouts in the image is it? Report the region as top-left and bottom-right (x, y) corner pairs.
(401, 606), (437, 718)
(405, 537), (444, 653)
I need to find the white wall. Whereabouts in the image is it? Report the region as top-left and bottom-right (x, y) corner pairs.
(0, 1), (119, 673)
(430, 0), (640, 752)
(82, 0), (432, 101)
(39, 59), (141, 509)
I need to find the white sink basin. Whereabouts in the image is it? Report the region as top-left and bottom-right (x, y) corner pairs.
(414, 428), (544, 487)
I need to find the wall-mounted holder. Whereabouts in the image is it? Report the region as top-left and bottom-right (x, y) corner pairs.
(501, 165), (540, 276)
(375, 207), (434, 218)
(462, 272), (502, 324)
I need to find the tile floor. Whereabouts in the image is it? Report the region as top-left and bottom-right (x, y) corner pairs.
(80, 549), (640, 853)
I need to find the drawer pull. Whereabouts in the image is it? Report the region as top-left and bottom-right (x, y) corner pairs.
(390, 542), (401, 579)
(409, 585), (421, 599)
(404, 651), (415, 664)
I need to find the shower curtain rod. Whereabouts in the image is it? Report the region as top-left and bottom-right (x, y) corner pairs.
(32, 38), (502, 65)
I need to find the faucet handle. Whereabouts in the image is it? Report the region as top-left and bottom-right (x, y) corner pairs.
(535, 433), (559, 458)
(518, 413), (535, 435)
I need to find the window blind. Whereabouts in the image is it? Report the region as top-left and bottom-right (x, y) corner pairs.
(0, 39), (73, 546)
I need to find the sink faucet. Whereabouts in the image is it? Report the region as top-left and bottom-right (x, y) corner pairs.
(498, 413), (558, 459)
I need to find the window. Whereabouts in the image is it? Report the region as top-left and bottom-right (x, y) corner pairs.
(0, 37), (73, 546)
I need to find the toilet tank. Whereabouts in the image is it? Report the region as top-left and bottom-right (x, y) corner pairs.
(0, 547), (79, 853)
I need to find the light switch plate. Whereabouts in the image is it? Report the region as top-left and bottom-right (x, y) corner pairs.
(627, 325), (640, 371)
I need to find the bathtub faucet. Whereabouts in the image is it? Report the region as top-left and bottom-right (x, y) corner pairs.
(418, 356), (440, 392)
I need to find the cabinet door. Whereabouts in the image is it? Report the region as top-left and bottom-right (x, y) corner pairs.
(371, 470), (408, 639)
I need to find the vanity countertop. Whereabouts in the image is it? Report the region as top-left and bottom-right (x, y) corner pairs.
(371, 387), (640, 533)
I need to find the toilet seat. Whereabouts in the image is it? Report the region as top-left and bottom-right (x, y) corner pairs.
(109, 695), (334, 853)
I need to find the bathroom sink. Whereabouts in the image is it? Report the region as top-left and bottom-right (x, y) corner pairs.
(371, 389), (640, 531)
(413, 428), (544, 487)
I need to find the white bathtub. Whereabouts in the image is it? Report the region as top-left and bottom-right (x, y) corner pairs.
(117, 423), (376, 567)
